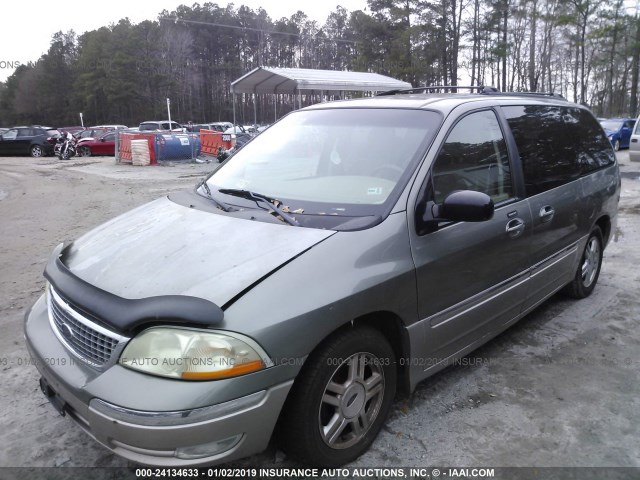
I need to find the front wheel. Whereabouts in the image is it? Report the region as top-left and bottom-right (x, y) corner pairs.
(79, 146), (91, 157)
(280, 327), (397, 466)
(564, 227), (603, 299)
(614, 139), (620, 151)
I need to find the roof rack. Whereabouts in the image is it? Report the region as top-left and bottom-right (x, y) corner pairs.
(488, 91), (567, 100)
(377, 85), (498, 96)
(377, 85), (566, 100)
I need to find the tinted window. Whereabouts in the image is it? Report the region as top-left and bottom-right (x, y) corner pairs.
(573, 109), (617, 174)
(503, 105), (613, 196)
(432, 110), (513, 204)
(103, 133), (116, 141)
(17, 128), (33, 137)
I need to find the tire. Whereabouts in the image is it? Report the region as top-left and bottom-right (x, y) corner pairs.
(79, 146), (91, 157)
(564, 226), (603, 299)
(614, 139), (620, 151)
(279, 327), (397, 466)
(30, 145), (44, 158)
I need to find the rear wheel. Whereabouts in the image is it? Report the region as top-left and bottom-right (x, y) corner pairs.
(564, 226), (603, 299)
(280, 327), (396, 466)
(30, 145), (44, 158)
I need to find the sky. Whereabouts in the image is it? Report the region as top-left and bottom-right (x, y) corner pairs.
(0, 0), (369, 82)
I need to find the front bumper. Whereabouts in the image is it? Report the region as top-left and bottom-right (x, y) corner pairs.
(24, 294), (293, 466)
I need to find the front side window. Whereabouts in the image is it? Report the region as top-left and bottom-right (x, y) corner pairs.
(206, 108), (441, 227)
(432, 109), (513, 204)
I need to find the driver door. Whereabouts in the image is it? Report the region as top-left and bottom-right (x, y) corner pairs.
(410, 109), (532, 364)
(0, 128), (19, 155)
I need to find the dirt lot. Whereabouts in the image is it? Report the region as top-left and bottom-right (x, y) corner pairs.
(0, 153), (639, 472)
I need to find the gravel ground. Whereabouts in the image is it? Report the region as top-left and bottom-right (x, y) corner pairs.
(0, 153), (639, 475)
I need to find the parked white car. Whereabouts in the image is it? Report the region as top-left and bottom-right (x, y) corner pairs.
(629, 114), (640, 162)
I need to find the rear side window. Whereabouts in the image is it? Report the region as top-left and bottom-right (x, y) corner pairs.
(432, 109), (513, 204)
(503, 105), (614, 196)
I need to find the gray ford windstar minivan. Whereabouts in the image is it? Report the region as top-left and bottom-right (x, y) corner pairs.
(25, 88), (620, 467)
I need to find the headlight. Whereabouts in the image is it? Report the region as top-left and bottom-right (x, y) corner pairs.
(119, 327), (271, 380)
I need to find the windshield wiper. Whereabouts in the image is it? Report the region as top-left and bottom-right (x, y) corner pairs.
(218, 188), (299, 226)
(197, 180), (232, 212)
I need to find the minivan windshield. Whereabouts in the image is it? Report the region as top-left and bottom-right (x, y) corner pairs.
(206, 108), (441, 226)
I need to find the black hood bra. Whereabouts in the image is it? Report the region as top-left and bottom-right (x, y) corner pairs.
(44, 243), (224, 334)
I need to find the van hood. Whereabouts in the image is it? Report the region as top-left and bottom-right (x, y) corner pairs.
(63, 196), (334, 307)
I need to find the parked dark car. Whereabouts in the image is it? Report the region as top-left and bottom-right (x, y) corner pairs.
(77, 131), (117, 157)
(599, 118), (635, 151)
(186, 123), (212, 133)
(0, 126), (58, 157)
(208, 121), (233, 132)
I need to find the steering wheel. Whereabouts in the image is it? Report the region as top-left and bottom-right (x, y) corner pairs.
(372, 163), (404, 180)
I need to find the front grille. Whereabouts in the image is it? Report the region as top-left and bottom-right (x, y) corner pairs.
(47, 286), (125, 366)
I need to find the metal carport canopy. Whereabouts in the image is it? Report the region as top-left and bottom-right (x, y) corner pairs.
(230, 67), (412, 94)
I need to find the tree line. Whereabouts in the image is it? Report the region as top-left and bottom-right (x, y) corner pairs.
(0, 0), (638, 128)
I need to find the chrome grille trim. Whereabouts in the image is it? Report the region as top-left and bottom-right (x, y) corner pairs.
(47, 285), (129, 368)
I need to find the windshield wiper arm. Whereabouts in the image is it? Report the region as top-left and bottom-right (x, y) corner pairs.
(197, 180), (232, 212)
(218, 188), (299, 226)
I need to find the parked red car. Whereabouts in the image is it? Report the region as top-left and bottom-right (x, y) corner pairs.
(77, 131), (116, 156)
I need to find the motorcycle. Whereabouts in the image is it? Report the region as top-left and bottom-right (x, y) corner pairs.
(55, 135), (77, 160)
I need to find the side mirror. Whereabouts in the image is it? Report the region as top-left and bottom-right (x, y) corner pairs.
(100, 138), (105, 142)
(434, 190), (494, 222)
